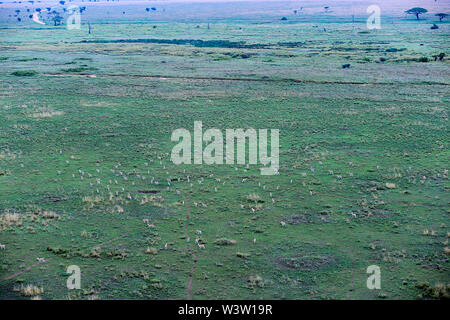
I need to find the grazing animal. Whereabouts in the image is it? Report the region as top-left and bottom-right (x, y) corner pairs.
(0, 244), (6, 250)
(164, 243), (168, 249)
(196, 230), (202, 235)
(142, 218), (149, 224)
(342, 64), (351, 69)
(198, 244), (205, 249)
(36, 257), (46, 262)
(281, 221), (286, 227)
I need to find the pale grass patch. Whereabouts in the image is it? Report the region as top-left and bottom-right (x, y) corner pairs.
(342, 110), (359, 115)
(0, 149), (18, 160)
(13, 124), (30, 130)
(140, 195), (164, 207)
(0, 211), (23, 228)
(81, 230), (91, 238)
(246, 193), (261, 202)
(111, 205), (124, 214)
(82, 196), (104, 204)
(81, 101), (112, 108)
(375, 106), (400, 114)
(30, 107), (64, 119)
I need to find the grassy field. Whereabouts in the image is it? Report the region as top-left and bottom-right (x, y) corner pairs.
(0, 6), (449, 300)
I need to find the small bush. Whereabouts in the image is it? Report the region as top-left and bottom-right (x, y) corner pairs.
(417, 57), (429, 63)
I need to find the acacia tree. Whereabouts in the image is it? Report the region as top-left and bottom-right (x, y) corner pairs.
(50, 10), (63, 25)
(405, 7), (428, 20)
(436, 13), (448, 22)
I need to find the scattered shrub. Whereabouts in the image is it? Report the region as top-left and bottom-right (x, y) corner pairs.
(416, 282), (449, 299)
(213, 238), (237, 246)
(236, 252), (251, 258)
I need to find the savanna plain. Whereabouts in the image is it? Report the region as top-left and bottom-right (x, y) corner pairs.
(0, 2), (449, 300)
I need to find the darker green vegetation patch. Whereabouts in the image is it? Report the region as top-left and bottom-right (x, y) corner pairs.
(81, 38), (269, 49)
(386, 48), (406, 53)
(11, 70), (38, 76)
(60, 67), (98, 73)
(80, 39), (318, 50)
(275, 254), (337, 271)
(15, 57), (43, 62)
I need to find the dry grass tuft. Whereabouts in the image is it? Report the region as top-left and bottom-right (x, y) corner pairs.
(248, 275), (264, 287)
(15, 284), (44, 297)
(1, 211), (23, 229)
(145, 247), (158, 255)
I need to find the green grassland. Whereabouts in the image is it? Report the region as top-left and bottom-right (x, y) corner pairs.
(0, 18), (449, 300)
